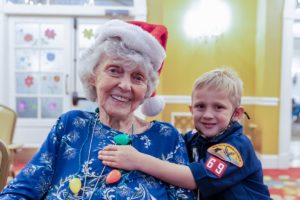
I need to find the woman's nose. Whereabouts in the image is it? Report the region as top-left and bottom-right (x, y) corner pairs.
(118, 76), (132, 91)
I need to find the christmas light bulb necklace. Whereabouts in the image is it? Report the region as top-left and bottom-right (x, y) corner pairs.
(69, 108), (134, 199)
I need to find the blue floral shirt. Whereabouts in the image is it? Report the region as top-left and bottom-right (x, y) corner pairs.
(0, 110), (195, 200)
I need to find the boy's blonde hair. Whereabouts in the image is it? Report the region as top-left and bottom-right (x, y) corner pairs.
(192, 68), (243, 107)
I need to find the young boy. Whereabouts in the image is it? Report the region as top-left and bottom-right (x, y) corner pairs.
(98, 68), (271, 199)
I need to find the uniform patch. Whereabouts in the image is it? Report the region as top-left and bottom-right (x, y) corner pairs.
(207, 143), (243, 167)
(205, 156), (227, 177)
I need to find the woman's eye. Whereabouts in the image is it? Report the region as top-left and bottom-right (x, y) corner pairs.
(133, 73), (146, 83)
(107, 66), (121, 76)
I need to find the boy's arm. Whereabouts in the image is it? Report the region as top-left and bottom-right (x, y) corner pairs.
(98, 145), (197, 190)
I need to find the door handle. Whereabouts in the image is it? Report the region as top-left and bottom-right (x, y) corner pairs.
(72, 91), (87, 106)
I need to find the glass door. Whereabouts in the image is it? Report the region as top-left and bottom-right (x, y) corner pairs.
(8, 17), (73, 146)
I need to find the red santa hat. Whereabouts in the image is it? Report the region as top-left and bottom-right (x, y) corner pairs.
(95, 19), (168, 116)
(128, 20), (167, 117)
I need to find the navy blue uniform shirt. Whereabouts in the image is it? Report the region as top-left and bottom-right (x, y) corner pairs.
(183, 121), (271, 200)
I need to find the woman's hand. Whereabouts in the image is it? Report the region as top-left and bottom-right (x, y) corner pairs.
(98, 145), (142, 170)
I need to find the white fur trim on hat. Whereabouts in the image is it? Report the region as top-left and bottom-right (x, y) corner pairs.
(95, 19), (166, 72)
(141, 96), (165, 117)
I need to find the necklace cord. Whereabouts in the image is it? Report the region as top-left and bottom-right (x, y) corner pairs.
(82, 113), (99, 199)
(82, 110), (136, 199)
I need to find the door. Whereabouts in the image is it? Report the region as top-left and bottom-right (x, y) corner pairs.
(8, 16), (74, 146)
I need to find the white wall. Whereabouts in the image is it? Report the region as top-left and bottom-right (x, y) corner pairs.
(0, 1), (5, 103)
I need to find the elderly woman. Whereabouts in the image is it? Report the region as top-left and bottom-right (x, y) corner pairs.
(0, 20), (195, 199)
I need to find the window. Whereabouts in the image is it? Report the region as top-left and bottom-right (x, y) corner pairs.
(6, 0), (134, 6)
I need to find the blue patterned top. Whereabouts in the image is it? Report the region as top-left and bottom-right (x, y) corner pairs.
(0, 110), (195, 200)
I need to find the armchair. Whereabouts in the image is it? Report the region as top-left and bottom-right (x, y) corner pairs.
(0, 104), (22, 178)
(0, 139), (10, 190)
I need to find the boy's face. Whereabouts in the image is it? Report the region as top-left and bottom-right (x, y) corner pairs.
(189, 85), (242, 138)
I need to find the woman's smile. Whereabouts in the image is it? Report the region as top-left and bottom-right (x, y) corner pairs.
(111, 94), (131, 102)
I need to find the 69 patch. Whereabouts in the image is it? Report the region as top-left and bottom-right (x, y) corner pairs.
(205, 156), (228, 178)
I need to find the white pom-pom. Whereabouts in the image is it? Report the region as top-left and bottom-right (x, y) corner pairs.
(141, 96), (165, 117)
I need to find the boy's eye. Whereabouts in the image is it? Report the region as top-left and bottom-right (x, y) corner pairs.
(215, 105), (225, 110)
(195, 104), (205, 110)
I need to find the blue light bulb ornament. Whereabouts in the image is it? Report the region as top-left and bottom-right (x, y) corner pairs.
(113, 133), (131, 145)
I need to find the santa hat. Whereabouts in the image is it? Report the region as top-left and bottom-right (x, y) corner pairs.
(128, 20), (167, 117)
(95, 19), (168, 116)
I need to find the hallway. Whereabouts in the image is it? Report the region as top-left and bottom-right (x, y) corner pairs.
(263, 122), (300, 199)
(291, 121), (300, 167)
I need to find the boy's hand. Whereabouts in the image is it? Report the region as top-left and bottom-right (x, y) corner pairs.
(98, 145), (142, 170)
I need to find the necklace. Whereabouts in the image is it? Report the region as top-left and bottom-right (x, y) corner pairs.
(69, 109), (134, 199)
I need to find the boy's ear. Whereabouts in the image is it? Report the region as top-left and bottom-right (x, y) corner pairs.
(188, 105), (192, 113)
(233, 106), (245, 121)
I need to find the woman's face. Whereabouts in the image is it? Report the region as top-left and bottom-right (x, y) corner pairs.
(92, 57), (148, 119)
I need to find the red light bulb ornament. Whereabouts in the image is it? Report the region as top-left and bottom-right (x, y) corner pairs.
(106, 169), (122, 184)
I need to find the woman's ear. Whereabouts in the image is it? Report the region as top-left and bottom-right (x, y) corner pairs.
(233, 106), (245, 121)
(88, 76), (96, 86)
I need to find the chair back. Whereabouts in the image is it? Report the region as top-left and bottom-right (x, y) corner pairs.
(0, 139), (10, 190)
(0, 105), (17, 145)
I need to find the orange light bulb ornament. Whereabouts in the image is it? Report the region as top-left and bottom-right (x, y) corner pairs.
(106, 169), (122, 184)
